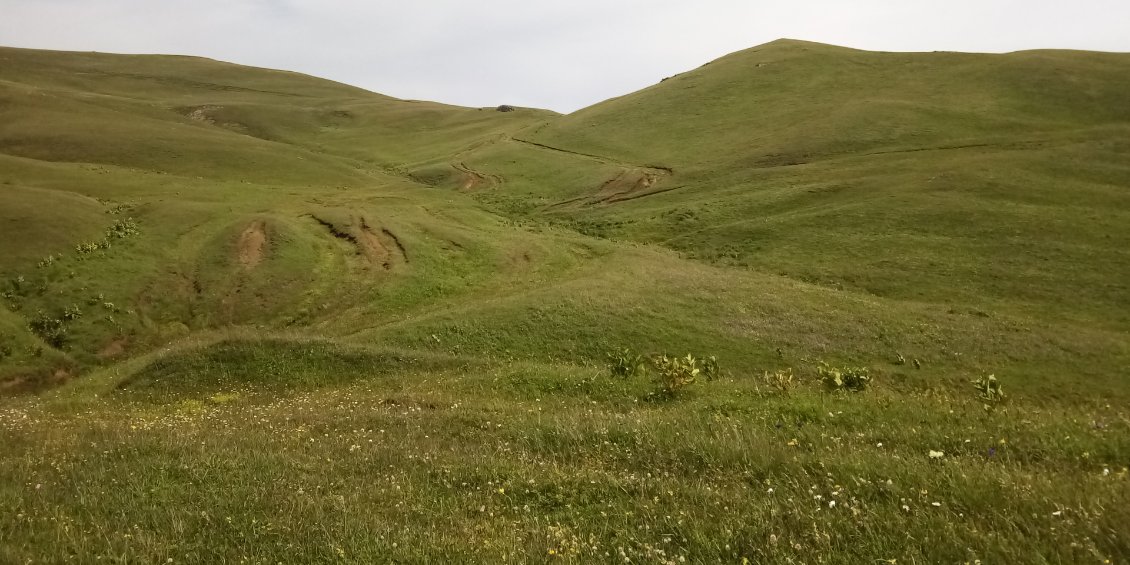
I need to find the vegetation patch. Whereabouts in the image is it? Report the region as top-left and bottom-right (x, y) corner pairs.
(117, 338), (475, 396)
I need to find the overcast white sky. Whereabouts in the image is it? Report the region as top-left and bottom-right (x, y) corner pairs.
(1, 0), (1127, 112)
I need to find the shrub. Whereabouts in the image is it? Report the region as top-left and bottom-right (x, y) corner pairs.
(76, 240), (110, 255)
(817, 362), (871, 392)
(652, 354), (701, 398)
(6, 275), (27, 295)
(701, 355), (720, 380)
(28, 311), (67, 348)
(972, 374), (1006, 409)
(763, 368), (795, 393)
(62, 304), (82, 321)
(107, 218), (140, 239)
(608, 348), (646, 378)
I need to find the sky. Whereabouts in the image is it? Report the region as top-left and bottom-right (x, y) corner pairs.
(1, 0), (1128, 113)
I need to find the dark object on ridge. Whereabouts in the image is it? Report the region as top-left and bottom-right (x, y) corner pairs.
(496, 105), (516, 112)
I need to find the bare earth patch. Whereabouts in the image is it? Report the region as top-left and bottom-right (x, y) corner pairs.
(238, 221), (267, 268)
(97, 337), (128, 360)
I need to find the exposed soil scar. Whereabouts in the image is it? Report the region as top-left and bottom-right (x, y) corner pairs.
(238, 221), (267, 268)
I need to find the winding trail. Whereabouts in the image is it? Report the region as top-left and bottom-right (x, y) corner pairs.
(509, 135), (674, 176)
(448, 123), (681, 207)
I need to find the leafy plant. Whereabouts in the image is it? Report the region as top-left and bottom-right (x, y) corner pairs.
(651, 353), (702, 398)
(701, 355), (720, 380)
(763, 368), (795, 393)
(76, 240), (111, 255)
(607, 348), (646, 378)
(28, 311), (67, 348)
(107, 218), (140, 239)
(817, 362), (871, 392)
(6, 275), (27, 295)
(62, 304), (83, 321)
(972, 374), (1006, 409)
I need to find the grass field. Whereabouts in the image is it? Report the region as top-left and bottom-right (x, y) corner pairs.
(1, 41), (1128, 563)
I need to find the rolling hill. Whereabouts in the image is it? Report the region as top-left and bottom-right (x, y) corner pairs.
(0, 41), (1128, 563)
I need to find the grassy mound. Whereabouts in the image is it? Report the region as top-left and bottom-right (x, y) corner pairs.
(116, 338), (475, 396)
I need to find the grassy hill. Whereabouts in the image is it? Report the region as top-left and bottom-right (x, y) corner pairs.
(475, 39), (1130, 328)
(1, 41), (1128, 563)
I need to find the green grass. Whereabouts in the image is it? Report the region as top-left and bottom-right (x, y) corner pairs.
(1, 40), (1128, 561)
(2, 341), (1127, 563)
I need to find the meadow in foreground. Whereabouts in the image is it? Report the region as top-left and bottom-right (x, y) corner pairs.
(1, 339), (1127, 563)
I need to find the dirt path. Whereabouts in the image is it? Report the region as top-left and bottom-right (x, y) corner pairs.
(451, 161), (501, 191)
(508, 135), (673, 176)
(237, 221), (267, 268)
(502, 131), (680, 207)
(446, 124), (678, 205)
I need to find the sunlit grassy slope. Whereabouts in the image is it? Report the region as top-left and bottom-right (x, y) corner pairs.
(480, 39), (1130, 329)
(1, 41), (1128, 562)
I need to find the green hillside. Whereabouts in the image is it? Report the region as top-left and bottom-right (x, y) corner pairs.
(476, 39), (1130, 328)
(1, 42), (1128, 563)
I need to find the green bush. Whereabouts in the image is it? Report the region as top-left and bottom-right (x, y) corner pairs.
(651, 354), (701, 398)
(28, 311), (67, 348)
(701, 355), (720, 380)
(817, 362), (871, 392)
(607, 348), (646, 378)
(76, 240), (110, 255)
(763, 368), (795, 393)
(107, 218), (140, 239)
(62, 304), (83, 321)
(972, 374), (1006, 409)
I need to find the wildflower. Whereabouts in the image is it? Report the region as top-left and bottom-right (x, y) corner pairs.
(928, 450), (944, 459)
(931, 502), (941, 507)
(787, 438), (799, 447)
(828, 500), (836, 508)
